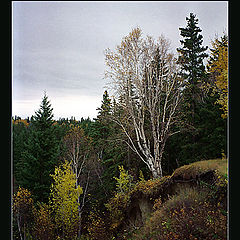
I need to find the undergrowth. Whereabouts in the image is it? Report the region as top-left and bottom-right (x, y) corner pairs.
(86, 159), (228, 240)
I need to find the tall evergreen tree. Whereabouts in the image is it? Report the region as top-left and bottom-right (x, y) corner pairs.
(89, 91), (134, 207)
(96, 90), (112, 120)
(165, 13), (227, 168)
(92, 90), (112, 156)
(177, 12), (208, 130)
(17, 93), (60, 203)
(177, 12), (208, 83)
(91, 91), (116, 197)
(13, 119), (30, 192)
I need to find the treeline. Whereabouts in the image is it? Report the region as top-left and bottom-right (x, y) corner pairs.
(12, 13), (228, 240)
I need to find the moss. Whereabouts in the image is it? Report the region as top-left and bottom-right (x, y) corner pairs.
(133, 175), (172, 197)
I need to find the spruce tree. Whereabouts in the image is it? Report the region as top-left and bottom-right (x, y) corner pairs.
(166, 13), (227, 167)
(17, 93), (59, 203)
(177, 12), (208, 129)
(177, 13), (208, 83)
(93, 90), (112, 147)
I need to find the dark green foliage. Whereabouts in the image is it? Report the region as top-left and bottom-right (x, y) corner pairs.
(90, 91), (126, 205)
(177, 12), (208, 129)
(165, 12), (227, 169)
(164, 93), (227, 172)
(91, 90), (113, 154)
(13, 119), (30, 188)
(16, 93), (60, 203)
(177, 12), (208, 84)
(87, 91), (145, 210)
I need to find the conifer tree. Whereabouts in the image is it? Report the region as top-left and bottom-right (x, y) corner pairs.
(92, 90), (113, 157)
(96, 90), (112, 121)
(166, 13), (227, 167)
(17, 93), (60, 203)
(177, 13), (208, 83)
(177, 13), (208, 129)
(90, 91), (130, 204)
(91, 91), (115, 197)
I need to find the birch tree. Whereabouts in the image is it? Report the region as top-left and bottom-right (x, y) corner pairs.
(104, 27), (183, 178)
(62, 126), (92, 236)
(13, 187), (34, 240)
(49, 161), (83, 239)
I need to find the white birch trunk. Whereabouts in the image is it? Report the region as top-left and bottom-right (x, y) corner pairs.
(105, 28), (183, 178)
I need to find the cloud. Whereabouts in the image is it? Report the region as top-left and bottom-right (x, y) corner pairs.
(12, 1), (228, 119)
(12, 95), (102, 120)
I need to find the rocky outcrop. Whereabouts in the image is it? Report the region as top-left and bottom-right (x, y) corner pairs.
(124, 161), (223, 229)
(107, 159), (227, 236)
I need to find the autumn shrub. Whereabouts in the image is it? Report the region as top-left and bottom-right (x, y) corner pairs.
(134, 186), (227, 240)
(87, 210), (111, 240)
(213, 169), (228, 207)
(13, 187), (34, 240)
(105, 192), (131, 231)
(104, 175), (173, 238)
(133, 175), (172, 197)
(106, 160), (228, 239)
(32, 203), (55, 240)
(103, 165), (135, 233)
(114, 165), (134, 193)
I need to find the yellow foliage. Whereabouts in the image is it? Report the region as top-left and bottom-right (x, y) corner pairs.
(13, 187), (34, 238)
(13, 187), (34, 213)
(87, 210), (109, 239)
(33, 203), (54, 240)
(113, 165), (133, 193)
(49, 160), (83, 238)
(208, 35), (228, 118)
(12, 119), (29, 126)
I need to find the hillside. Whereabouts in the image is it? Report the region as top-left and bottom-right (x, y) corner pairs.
(101, 159), (228, 240)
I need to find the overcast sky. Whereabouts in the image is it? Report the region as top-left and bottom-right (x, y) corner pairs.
(12, 1), (228, 120)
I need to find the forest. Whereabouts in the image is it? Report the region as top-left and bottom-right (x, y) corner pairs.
(12, 13), (228, 240)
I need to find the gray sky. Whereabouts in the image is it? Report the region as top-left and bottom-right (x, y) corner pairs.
(12, 1), (228, 120)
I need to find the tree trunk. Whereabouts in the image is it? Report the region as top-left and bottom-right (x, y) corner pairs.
(151, 169), (159, 178)
(150, 159), (163, 178)
(23, 223), (25, 240)
(17, 215), (23, 240)
(105, 29), (182, 181)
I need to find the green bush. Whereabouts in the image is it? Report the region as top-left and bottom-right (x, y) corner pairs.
(114, 165), (134, 193)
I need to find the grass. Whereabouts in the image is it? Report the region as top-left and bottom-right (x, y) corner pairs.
(131, 159), (228, 240)
(171, 158), (228, 180)
(190, 158), (228, 176)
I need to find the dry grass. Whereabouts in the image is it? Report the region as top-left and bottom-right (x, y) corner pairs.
(171, 158), (228, 180)
(190, 158), (228, 175)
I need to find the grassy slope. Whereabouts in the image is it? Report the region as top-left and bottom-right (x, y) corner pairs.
(108, 158), (228, 240)
(128, 158), (228, 239)
(171, 158), (228, 179)
(187, 158), (228, 175)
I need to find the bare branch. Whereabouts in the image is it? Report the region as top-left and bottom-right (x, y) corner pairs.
(104, 28), (183, 178)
